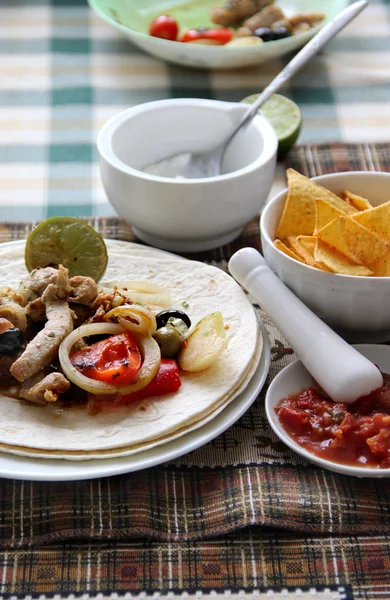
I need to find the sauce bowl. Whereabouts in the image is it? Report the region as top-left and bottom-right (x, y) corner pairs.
(98, 98), (277, 252)
(266, 344), (390, 478)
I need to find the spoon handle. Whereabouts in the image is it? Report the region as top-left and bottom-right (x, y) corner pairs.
(228, 248), (383, 404)
(226, 0), (367, 141)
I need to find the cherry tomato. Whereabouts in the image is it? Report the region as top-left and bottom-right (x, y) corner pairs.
(70, 332), (142, 386)
(149, 15), (179, 41)
(180, 28), (233, 45)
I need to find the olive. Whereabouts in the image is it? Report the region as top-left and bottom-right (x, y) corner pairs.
(153, 326), (183, 358)
(253, 27), (274, 42)
(0, 327), (24, 356)
(271, 26), (291, 40)
(156, 310), (191, 330)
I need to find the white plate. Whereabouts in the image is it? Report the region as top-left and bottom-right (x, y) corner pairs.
(0, 318), (269, 481)
(0, 239), (270, 480)
(266, 344), (390, 478)
(88, 0), (349, 70)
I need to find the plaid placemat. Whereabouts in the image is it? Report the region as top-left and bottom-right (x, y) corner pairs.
(0, 143), (389, 599)
(1, 0), (390, 220)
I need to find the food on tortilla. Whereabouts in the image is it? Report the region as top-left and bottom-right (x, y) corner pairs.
(0, 241), (260, 459)
(272, 169), (390, 276)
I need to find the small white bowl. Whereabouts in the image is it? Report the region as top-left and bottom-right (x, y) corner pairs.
(98, 98), (277, 252)
(266, 344), (390, 478)
(261, 171), (390, 342)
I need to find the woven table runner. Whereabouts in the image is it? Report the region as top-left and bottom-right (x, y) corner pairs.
(0, 143), (389, 599)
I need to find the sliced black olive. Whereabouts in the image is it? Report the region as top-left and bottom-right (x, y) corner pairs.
(0, 327), (25, 356)
(153, 327), (183, 358)
(253, 27), (274, 42)
(156, 310), (191, 330)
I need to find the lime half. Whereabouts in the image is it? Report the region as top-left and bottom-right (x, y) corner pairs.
(25, 217), (108, 281)
(241, 93), (302, 159)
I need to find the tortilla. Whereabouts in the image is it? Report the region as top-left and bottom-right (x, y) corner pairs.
(0, 242), (261, 459)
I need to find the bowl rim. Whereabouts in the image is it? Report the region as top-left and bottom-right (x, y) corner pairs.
(87, 0), (328, 51)
(261, 170), (390, 282)
(97, 98), (278, 184)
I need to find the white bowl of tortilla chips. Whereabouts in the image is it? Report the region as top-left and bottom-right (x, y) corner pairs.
(261, 170), (390, 342)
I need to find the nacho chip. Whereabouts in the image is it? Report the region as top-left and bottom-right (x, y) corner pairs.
(274, 239), (304, 263)
(314, 199), (345, 234)
(344, 217), (389, 264)
(288, 235), (327, 270)
(316, 216), (388, 265)
(368, 249), (390, 277)
(316, 216), (359, 262)
(314, 240), (373, 276)
(352, 200), (390, 239)
(275, 169), (357, 239)
(341, 189), (372, 211)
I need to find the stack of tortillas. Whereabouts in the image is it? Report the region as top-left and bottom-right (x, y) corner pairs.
(0, 241), (262, 460)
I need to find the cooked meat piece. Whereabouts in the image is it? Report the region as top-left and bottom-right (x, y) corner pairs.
(10, 268), (73, 382)
(69, 276), (98, 305)
(243, 5), (285, 31)
(21, 265), (71, 299)
(289, 12), (324, 27)
(211, 0), (274, 26)
(20, 371), (70, 404)
(271, 18), (292, 32)
(26, 298), (46, 321)
(0, 299), (27, 332)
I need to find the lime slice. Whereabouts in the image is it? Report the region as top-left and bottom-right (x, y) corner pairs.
(25, 217), (108, 281)
(241, 93), (302, 159)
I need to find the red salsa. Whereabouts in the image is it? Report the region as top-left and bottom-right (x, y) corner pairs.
(276, 373), (390, 469)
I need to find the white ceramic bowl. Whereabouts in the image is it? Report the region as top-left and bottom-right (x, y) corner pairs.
(261, 171), (390, 343)
(98, 98), (277, 252)
(266, 344), (390, 478)
(88, 0), (348, 70)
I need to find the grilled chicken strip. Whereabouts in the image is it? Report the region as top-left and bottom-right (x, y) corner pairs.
(20, 371), (70, 404)
(10, 266), (73, 382)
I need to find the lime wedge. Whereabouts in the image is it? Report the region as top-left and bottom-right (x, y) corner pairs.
(241, 93), (302, 159)
(25, 217), (108, 281)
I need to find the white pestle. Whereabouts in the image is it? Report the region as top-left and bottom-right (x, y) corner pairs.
(228, 248), (383, 404)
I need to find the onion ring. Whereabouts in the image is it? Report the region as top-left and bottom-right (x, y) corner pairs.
(59, 323), (161, 396)
(104, 305), (157, 335)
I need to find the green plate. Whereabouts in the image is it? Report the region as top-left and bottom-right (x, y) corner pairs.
(88, 0), (350, 69)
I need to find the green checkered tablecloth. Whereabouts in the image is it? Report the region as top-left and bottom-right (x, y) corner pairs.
(1, 0), (390, 221)
(1, 2), (390, 600)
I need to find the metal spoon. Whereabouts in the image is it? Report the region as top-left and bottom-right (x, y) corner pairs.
(163, 0), (368, 179)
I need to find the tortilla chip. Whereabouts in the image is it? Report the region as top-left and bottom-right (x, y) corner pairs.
(288, 235), (326, 269)
(344, 217), (389, 264)
(316, 216), (359, 262)
(314, 199), (345, 234)
(341, 189), (372, 211)
(368, 249), (390, 277)
(352, 200), (390, 239)
(275, 169), (357, 239)
(274, 239), (304, 263)
(314, 240), (373, 276)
